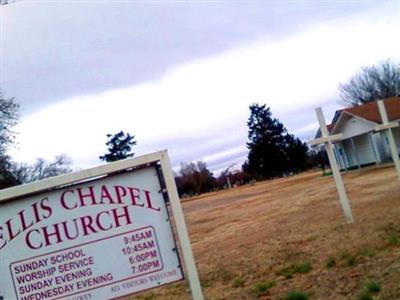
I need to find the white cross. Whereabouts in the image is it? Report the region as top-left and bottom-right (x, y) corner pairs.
(309, 107), (354, 223)
(375, 100), (400, 181)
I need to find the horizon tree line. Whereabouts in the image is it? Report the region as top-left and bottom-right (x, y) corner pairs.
(1, 60), (399, 192)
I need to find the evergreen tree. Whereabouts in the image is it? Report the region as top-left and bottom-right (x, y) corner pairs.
(283, 134), (309, 172)
(99, 131), (136, 162)
(243, 103), (309, 178)
(244, 104), (287, 178)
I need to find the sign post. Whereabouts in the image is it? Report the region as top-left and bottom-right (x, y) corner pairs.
(309, 107), (354, 223)
(160, 152), (204, 300)
(375, 100), (400, 181)
(0, 150), (204, 300)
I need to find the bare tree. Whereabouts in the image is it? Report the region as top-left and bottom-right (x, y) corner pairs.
(0, 91), (20, 188)
(0, 91), (19, 156)
(12, 155), (73, 184)
(339, 60), (400, 106)
(176, 161), (216, 195)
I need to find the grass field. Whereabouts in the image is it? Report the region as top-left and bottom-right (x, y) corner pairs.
(132, 165), (400, 300)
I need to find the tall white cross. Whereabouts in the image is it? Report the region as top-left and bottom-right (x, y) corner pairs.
(309, 107), (354, 224)
(375, 100), (400, 181)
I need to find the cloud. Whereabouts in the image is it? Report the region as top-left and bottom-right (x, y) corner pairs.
(292, 122), (319, 136)
(2, 1), (385, 112)
(9, 4), (400, 173)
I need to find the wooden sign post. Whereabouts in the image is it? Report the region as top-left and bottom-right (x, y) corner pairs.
(309, 108), (354, 223)
(375, 100), (400, 181)
(0, 150), (204, 300)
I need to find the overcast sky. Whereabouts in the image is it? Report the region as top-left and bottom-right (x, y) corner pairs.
(1, 1), (400, 173)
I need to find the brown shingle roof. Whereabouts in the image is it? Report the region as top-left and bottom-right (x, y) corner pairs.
(343, 97), (400, 123)
(315, 97), (399, 138)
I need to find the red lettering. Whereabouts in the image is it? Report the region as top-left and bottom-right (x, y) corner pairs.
(26, 229), (42, 249)
(100, 185), (115, 204)
(61, 220), (79, 240)
(40, 197), (52, 219)
(114, 186), (127, 204)
(112, 206), (132, 227)
(60, 190), (77, 210)
(128, 187), (144, 207)
(80, 215), (97, 236)
(96, 211), (113, 231)
(0, 226), (6, 249)
(18, 209), (34, 231)
(5, 218), (20, 241)
(42, 223), (63, 246)
(32, 201), (41, 223)
(144, 190), (160, 211)
(77, 186), (96, 207)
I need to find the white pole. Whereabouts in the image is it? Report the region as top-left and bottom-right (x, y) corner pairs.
(160, 151), (204, 300)
(316, 108), (354, 223)
(377, 100), (400, 181)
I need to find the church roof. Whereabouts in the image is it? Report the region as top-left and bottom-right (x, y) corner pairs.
(342, 97), (400, 123)
(315, 97), (400, 138)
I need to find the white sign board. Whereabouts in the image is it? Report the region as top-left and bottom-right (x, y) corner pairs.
(0, 163), (185, 299)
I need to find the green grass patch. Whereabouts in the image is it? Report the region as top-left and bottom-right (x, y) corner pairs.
(339, 251), (357, 266)
(232, 276), (245, 288)
(359, 248), (375, 258)
(365, 280), (381, 293)
(346, 255), (356, 266)
(276, 262), (312, 279)
(295, 262), (312, 273)
(357, 280), (382, 300)
(387, 233), (400, 245)
(251, 280), (276, 296)
(357, 292), (373, 300)
(383, 223), (400, 246)
(285, 290), (309, 300)
(326, 256), (336, 269)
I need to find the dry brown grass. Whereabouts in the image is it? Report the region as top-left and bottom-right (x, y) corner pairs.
(131, 165), (400, 300)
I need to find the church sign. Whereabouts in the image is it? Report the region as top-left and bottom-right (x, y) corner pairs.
(0, 151), (204, 300)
